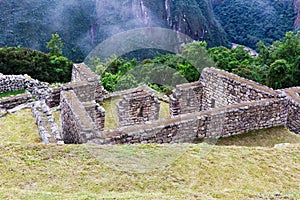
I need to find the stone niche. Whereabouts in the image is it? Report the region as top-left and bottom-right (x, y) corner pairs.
(117, 88), (160, 127)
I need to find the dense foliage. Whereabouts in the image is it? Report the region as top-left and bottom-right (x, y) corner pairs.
(94, 32), (300, 93)
(89, 42), (213, 93)
(212, 0), (296, 50)
(0, 44), (72, 83)
(209, 31), (300, 89)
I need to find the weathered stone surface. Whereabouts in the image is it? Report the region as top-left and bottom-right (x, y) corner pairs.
(117, 86), (160, 127)
(0, 93), (33, 110)
(199, 67), (278, 110)
(32, 101), (62, 144)
(281, 87), (300, 135)
(2, 64), (299, 145)
(92, 98), (288, 144)
(60, 90), (99, 144)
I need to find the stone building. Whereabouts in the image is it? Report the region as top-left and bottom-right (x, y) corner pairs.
(0, 64), (299, 145)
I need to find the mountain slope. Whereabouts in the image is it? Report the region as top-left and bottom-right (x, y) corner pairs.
(0, 0), (297, 61)
(0, 0), (229, 62)
(212, 0), (296, 49)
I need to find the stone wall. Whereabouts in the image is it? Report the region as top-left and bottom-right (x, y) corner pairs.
(31, 101), (63, 144)
(169, 81), (202, 117)
(200, 67), (278, 110)
(92, 98), (288, 144)
(71, 63), (104, 102)
(0, 93), (33, 110)
(0, 73), (50, 109)
(60, 90), (99, 144)
(45, 87), (62, 108)
(83, 102), (105, 131)
(0, 73), (27, 93)
(117, 86), (160, 127)
(282, 87), (300, 135)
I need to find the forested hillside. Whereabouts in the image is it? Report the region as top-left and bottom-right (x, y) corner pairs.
(0, 0), (297, 62)
(0, 0), (228, 62)
(212, 0), (296, 49)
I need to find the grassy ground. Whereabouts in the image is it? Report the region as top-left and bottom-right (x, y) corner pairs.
(0, 143), (299, 199)
(216, 126), (300, 147)
(100, 98), (170, 130)
(0, 110), (300, 199)
(0, 90), (25, 98)
(100, 97), (121, 130)
(0, 109), (40, 144)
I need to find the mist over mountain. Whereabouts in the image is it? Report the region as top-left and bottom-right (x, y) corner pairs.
(0, 0), (297, 61)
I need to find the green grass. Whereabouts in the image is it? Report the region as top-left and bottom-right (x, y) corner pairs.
(0, 109), (40, 144)
(100, 97), (121, 130)
(1, 110), (300, 199)
(0, 90), (26, 98)
(216, 126), (300, 147)
(159, 101), (170, 119)
(0, 143), (299, 199)
(52, 110), (60, 132)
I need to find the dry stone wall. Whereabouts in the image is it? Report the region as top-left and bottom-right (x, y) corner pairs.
(45, 87), (62, 108)
(0, 73), (27, 93)
(0, 73), (50, 109)
(72, 63), (104, 102)
(169, 82), (202, 117)
(92, 98), (288, 144)
(200, 67), (278, 110)
(60, 90), (99, 144)
(117, 87), (160, 127)
(32, 101), (63, 144)
(282, 87), (300, 135)
(0, 93), (33, 110)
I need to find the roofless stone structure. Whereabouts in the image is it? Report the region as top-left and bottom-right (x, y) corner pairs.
(0, 63), (299, 144)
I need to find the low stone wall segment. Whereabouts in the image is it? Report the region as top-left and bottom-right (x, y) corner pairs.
(117, 88), (160, 127)
(169, 81), (203, 116)
(0, 93), (33, 110)
(91, 98), (288, 144)
(31, 101), (63, 144)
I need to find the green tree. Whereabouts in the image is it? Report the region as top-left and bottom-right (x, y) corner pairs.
(46, 33), (64, 56)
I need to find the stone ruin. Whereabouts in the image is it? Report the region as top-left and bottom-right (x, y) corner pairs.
(117, 86), (160, 127)
(0, 63), (299, 145)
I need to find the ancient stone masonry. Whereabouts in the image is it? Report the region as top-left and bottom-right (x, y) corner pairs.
(281, 87), (300, 135)
(0, 73), (27, 93)
(0, 93), (33, 110)
(1, 63), (299, 145)
(199, 67), (278, 110)
(60, 90), (99, 143)
(68, 64), (106, 128)
(45, 87), (63, 108)
(117, 86), (160, 127)
(91, 98), (288, 144)
(169, 81), (202, 117)
(72, 63), (105, 102)
(32, 101), (63, 144)
(59, 63), (106, 142)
